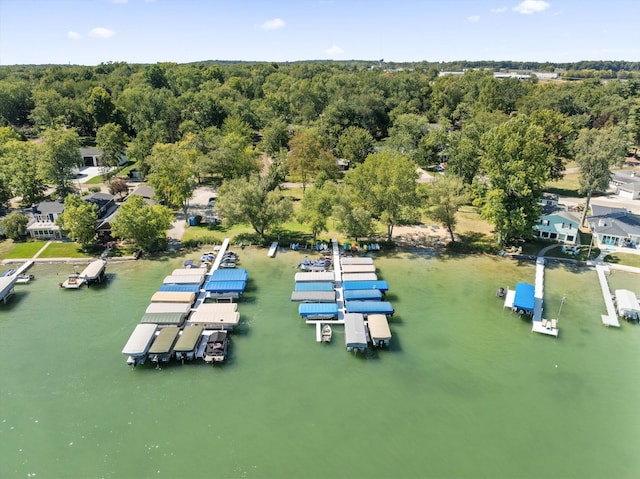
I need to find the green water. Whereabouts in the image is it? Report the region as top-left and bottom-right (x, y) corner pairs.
(1, 249), (639, 479)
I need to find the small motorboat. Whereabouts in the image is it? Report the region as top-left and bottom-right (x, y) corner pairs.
(16, 274), (34, 284)
(203, 331), (229, 363)
(321, 324), (332, 343)
(496, 287), (505, 298)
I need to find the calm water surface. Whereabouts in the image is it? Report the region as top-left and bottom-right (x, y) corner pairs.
(1, 248), (638, 478)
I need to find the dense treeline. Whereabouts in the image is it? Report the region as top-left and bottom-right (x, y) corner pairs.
(0, 60), (638, 247)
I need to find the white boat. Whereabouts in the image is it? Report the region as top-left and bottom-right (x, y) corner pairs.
(321, 324), (332, 343)
(16, 274), (34, 284)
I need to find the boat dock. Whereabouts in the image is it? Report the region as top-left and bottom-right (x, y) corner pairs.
(14, 260), (34, 276)
(192, 238), (230, 310)
(595, 264), (620, 327)
(531, 258), (559, 337)
(60, 259), (106, 289)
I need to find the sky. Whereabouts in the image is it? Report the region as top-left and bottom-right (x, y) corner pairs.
(0, 0), (638, 65)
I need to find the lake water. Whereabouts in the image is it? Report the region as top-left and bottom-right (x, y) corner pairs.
(1, 247), (638, 478)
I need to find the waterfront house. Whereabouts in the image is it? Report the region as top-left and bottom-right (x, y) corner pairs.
(533, 211), (581, 244)
(83, 192), (116, 219)
(587, 204), (640, 248)
(80, 147), (128, 168)
(26, 200), (65, 239)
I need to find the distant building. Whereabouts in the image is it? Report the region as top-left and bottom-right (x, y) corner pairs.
(534, 211), (581, 244)
(79, 147), (128, 168)
(609, 171), (640, 200)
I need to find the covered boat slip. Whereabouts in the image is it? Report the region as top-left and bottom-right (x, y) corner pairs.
(171, 268), (207, 281)
(158, 284), (201, 293)
(342, 273), (378, 282)
(140, 312), (187, 326)
(122, 323), (158, 363)
(340, 257), (374, 265)
(210, 269), (248, 282)
(204, 280), (247, 293)
(148, 326), (180, 363)
(0, 275), (17, 303)
(615, 289), (640, 320)
(150, 291), (196, 304)
(186, 303), (240, 329)
(344, 313), (367, 352)
(343, 289), (383, 301)
(294, 281), (334, 292)
(163, 275), (205, 285)
(513, 283), (535, 313)
(172, 325), (204, 359)
(294, 271), (335, 283)
(81, 259), (107, 281)
(290, 290), (336, 303)
(145, 302), (192, 315)
(298, 302), (339, 320)
(341, 264), (376, 274)
(367, 314), (392, 346)
(342, 280), (389, 292)
(345, 301), (394, 316)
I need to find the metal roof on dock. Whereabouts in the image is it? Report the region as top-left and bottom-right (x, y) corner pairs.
(172, 325), (204, 352)
(122, 323), (158, 356)
(342, 280), (389, 292)
(139, 312), (187, 326)
(204, 280), (247, 293)
(340, 257), (374, 265)
(343, 289), (383, 301)
(158, 284), (201, 293)
(345, 300), (394, 316)
(298, 302), (339, 318)
(367, 314), (392, 341)
(290, 291), (337, 302)
(294, 281), (335, 291)
(148, 326), (180, 354)
(210, 269), (249, 281)
(294, 272), (335, 282)
(145, 302), (192, 315)
(344, 313), (367, 349)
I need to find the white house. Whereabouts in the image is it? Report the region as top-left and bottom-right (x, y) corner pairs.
(26, 201), (65, 239)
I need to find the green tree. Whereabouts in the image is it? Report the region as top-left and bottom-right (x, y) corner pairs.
(260, 118), (290, 158)
(3, 140), (46, 205)
(57, 194), (98, 247)
(336, 126), (374, 165)
(146, 138), (196, 214)
(87, 86), (115, 127)
(96, 122), (127, 180)
(0, 211), (29, 240)
(297, 183), (336, 241)
(216, 175), (293, 239)
(425, 175), (469, 242)
(333, 186), (374, 241)
(40, 128), (82, 196)
(345, 151), (420, 241)
(574, 126), (629, 226)
(111, 194), (173, 252)
(287, 128), (336, 192)
(480, 115), (553, 246)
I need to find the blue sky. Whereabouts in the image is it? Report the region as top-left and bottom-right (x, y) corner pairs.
(0, 0), (638, 65)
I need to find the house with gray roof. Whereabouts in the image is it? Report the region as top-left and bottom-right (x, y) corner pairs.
(609, 171), (640, 200)
(588, 204), (640, 249)
(26, 201), (65, 239)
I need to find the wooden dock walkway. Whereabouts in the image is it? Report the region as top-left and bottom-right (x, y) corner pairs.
(332, 239), (345, 324)
(595, 263), (620, 327)
(531, 257), (559, 337)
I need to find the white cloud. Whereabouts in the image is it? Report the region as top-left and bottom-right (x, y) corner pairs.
(260, 18), (285, 31)
(89, 27), (115, 38)
(513, 0), (550, 14)
(67, 31), (81, 40)
(467, 15), (480, 23)
(325, 44), (344, 55)
(490, 7), (507, 13)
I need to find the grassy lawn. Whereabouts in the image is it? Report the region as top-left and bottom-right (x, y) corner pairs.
(604, 252), (640, 268)
(37, 241), (95, 259)
(2, 241), (47, 259)
(545, 172), (582, 197)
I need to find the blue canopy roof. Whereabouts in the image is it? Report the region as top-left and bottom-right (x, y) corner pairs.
(343, 289), (383, 301)
(158, 284), (201, 293)
(514, 282), (535, 312)
(204, 280), (247, 293)
(294, 281), (334, 292)
(298, 302), (339, 318)
(210, 269), (248, 282)
(345, 300), (394, 316)
(342, 280), (389, 292)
